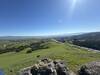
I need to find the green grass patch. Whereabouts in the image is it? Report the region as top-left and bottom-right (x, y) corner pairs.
(0, 41), (100, 75)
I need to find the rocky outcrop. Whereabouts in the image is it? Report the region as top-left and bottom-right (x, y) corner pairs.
(19, 58), (70, 75)
(19, 58), (100, 75)
(78, 61), (100, 75)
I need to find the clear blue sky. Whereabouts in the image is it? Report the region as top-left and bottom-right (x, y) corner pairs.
(0, 0), (100, 36)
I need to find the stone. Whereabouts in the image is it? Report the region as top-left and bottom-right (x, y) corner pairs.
(78, 61), (100, 75)
(19, 58), (70, 75)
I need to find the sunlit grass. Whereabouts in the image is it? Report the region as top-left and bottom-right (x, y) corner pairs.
(0, 41), (100, 75)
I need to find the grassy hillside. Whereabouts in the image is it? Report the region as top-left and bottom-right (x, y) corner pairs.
(0, 41), (100, 75)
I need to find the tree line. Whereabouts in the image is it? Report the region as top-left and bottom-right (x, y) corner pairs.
(72, 39), (100, 50)
(0, 39), (49, 54)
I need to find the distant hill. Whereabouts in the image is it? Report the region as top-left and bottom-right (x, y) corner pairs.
(70, 32), (100, 41)
(54, 32), (100, 50)
(67, 32), (100, 50)
(0, 36), (43, 40)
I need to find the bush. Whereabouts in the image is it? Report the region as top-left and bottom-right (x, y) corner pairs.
(15, 49), (21, 52)
(26, 48), (32, 53)
(26, 49), (32, 53)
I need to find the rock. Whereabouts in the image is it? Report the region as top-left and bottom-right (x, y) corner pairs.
(19, 58), (70, 75)
(78, 61), (100, 75)
(54, 60), (69, 75)
(18, 66), (32, 75)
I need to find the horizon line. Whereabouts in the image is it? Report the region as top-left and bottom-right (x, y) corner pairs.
(0, 31), (99, 37)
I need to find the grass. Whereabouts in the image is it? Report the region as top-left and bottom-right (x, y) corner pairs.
(0, 41), (100, 75)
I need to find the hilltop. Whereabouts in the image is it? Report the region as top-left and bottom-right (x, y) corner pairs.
(0, 40), (100, 75)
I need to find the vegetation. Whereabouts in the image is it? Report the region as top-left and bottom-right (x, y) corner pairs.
(0, 39), (49, 54)
(0, 40), (100, 75)
(25, 48), (32, 53)
(56, 32), (100, 50)
(72, 39), (100, 50)
(69, 32), (100, 50)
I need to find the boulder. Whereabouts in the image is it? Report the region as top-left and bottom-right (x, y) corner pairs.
(78, 61), (100, 75)
(19, 58), (70, 75)
(19, 66), (32, 75)
(54, 60), (69, 75)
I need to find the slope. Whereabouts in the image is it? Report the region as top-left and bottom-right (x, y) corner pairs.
(0, 41), (100, 75)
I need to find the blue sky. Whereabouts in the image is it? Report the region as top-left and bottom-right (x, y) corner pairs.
(0, 0), (100, 36)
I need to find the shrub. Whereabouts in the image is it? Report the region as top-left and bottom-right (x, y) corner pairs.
(26, 48), (32, 53)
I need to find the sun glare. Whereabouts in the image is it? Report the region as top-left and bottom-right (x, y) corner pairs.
(68, 0), (79, 18)
(71, 0), (78, 12)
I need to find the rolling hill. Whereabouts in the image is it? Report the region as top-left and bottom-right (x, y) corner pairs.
(70, 32), (100, 40)
(0, 40), (100, 75)
(69, 32), (100, 50)
(55, 32), (100, 51)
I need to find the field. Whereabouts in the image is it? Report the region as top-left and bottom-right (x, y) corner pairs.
(0, 41), (100, 75)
